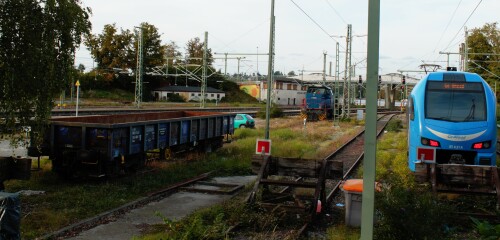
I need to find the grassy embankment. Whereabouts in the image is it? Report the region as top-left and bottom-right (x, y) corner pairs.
(139, 116), (498, 240)
(3, 116), (359, 239)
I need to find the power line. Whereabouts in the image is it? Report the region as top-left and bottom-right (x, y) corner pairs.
(443, 0), (483, 52)
(289, 0), (338, 45)
(432, 0), (462, 54)
(324, 0), (347, 25)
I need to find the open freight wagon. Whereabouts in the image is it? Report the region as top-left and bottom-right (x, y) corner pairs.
(30, 111), (235, 178)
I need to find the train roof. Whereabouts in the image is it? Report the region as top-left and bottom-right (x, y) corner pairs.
(425, 71), (484, 82)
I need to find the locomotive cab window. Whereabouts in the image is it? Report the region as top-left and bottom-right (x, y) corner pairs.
(425, 81), (486, 122)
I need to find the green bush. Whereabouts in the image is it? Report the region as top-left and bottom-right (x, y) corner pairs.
(374, 185), (455, 240)
(471, 217), (500, 240)
(167, 93), (185, 102)
(256, 105), (283, 119)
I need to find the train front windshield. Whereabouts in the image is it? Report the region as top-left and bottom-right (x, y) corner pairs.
(308, 88), (326, 95)
(425, 81), (486, 122)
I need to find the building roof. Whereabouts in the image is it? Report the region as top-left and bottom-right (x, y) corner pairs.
(154, 86), (225, 93)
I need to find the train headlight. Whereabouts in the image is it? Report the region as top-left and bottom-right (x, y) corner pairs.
(472, 141), (491, 149)
(421, 137), (440, 147)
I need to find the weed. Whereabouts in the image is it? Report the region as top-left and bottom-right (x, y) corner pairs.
(470, 217), (500, 240)
(385, 119), (403, 132)
(374, 185), (455, 240)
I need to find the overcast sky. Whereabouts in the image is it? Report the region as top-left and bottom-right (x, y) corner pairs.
(75, 0), (499, 79)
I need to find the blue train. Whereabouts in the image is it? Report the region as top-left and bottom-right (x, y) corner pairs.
(301, 85), (334, 121)
(407, 71), (497, 171)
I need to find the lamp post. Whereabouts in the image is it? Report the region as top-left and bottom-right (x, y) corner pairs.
(75, 80), (80, 117)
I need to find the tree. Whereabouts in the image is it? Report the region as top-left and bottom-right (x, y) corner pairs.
(0, 0), (91, 146)
(185, 37), (213, 65)
(467, 23), (500, 83)
(77, 63), (86, 73)
(287, 71), (296, 76)
(139, 22), (167, 70)
(87, 22), (174, 78)
(165, 41), (182, 65)
(86, 24), (135, 75)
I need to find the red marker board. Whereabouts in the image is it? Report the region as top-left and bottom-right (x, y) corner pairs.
(255, 139), (272, 155)
(417, 147), (436, 163)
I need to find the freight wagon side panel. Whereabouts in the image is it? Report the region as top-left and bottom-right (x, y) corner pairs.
(130, 126), (143, 154)
(112, 128), (128, 158)
(216, 117), (222, 136)
(180, 121), (190, 144)
(87, 128), (110, 160)
(54, 126), (82, 149)
(191, 119), (199, 142)
(170, 122), (179, 146)
(158, 123), (169, 149)
(229, 115), (234, 134)
(222, 117), (228, 135)
(199, 119), (207, 140)
(208, 118), (214, 138)
(144, 125), (156, 151)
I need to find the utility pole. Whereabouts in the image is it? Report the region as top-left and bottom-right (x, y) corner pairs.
(342, 24), (352, 118)
(361, 0), (380, 238)
(347, 25), (353, 114)
(237, 57), (244, 81)
(265, 0), (275, 140)
(257, 47), (259, 81)
(214, 52), (266, 78)
(439, 51), (452, 68)
(335, 42), (340, 125)
(201, 31), (208, 108)
(323, 51), (327, 85)
(464, 26), (469, 71)
(134, 26), (143, 108)
(329, 61), (332, 77)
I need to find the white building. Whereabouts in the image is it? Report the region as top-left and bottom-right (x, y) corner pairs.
(153, 86), (225, 102)
(239, 77), (307, 106)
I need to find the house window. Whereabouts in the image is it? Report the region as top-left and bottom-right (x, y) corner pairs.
(293, 84), (297, 90)
(191, 93), (195, 96)
(211, 94), (214, 97)
(301, 86), (307, 91)
(198, 93), (201, 96)
(263, 83), (267, 89)
(217, 94), (220, 99)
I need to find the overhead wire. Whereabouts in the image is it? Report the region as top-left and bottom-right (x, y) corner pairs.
(289, 0), (339, 45)
(443, 0), (483, 52)
(432, 0), (463, 55)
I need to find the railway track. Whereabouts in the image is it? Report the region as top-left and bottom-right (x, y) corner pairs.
(296, 114), (395, 238)
(39, 114), (399, 239)
(245, 114), (396, 238)
(41, 171), (217, 239)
